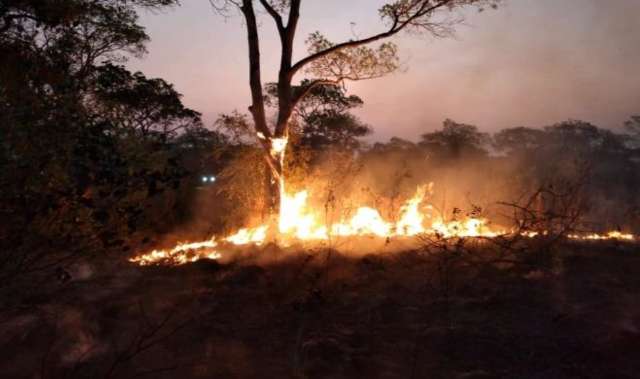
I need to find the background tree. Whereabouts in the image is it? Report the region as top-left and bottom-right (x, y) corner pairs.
(420, 118), (490, 159)
(625, 115), (640, 149)
(92, 63), (202, 140)
(209, 0), (500, 214)
(625, 115), (640, 135)
(494, 126), (546, 157)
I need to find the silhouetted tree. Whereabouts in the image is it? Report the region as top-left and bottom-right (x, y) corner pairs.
(494, 126), (546, 156)
(625, 115), (640, 135)
(625, 115), (640, 149)
(92, 63), (202, 140)
(420, 119), (490, 159)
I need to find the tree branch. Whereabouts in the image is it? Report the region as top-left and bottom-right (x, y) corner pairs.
(289, 0), (455, 79)
(258, 0), (284, 31)
(287, 0), (301, 31)
(240, 0), (271, 140)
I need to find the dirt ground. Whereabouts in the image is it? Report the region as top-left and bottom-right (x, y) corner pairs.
(1, 241), (639, 379)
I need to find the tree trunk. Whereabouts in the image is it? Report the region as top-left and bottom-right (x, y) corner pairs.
(240, 0), (296, 223)
(265, 158), (283, 218)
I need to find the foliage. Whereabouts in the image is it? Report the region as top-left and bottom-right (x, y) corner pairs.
(304, 32), (400, 83)
(92, 63), (202, 139)
(0, 0), (202, 284)
(266, 80), (371, 150)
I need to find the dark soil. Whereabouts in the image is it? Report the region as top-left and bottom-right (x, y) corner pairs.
(1, 242), (639, 378)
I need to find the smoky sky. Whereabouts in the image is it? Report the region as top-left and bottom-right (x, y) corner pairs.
(128, 0), (640, 141)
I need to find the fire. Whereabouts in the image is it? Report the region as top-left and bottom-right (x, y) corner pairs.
(270, 137), (288, 156)
(333, 207), (391, 237)
(130, 239), (220, 266)
(130, 181), (637, 266)
(431, 218), (503, 238)
(396, 184), (430, 236)
(568, 231), (635, 241)
(279, 186), (326, 240)
(226, 226), (268, 245)
(257, 132), (288, 158)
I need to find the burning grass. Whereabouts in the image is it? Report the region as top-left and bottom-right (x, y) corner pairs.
(131, 182), (636, 267)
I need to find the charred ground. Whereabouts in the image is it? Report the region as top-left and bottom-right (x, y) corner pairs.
(1, 241), (639, 378)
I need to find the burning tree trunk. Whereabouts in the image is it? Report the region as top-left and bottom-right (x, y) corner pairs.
(261, 135), (288, 216)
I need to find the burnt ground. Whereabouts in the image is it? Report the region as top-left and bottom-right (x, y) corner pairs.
(1, 242), (639, 379)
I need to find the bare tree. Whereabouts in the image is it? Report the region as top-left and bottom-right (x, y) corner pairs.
(209, 0), (500, 215)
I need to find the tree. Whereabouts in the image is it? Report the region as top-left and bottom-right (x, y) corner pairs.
(544, 120), (627, 155)
(625, 115), (640, 144)
(625, 115), (640, 133)
(420, 118), (490, 159)
(493, 126), (547, 156)
(209, 0), (500, 215)
(0, 0), (190, 281)
(92, 63), (202, 140)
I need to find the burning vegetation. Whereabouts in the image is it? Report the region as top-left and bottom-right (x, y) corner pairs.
(132, 113), (639, 267)
(131, 175), (637, 266)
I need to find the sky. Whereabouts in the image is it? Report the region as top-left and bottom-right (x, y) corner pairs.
(128, 0), (640, 142)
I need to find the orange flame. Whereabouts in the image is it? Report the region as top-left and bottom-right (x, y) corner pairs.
(130, 181), (636, 266)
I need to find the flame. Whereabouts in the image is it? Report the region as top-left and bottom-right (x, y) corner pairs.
(270, 137), (288, 156)
(130, 180), (636, 266)
(130, 239), (220, 266)
(396, 184), (430, 236)
(431, 218), (502, 238)
(256, 132), (288, 158)
(333, 207), (392, 237)
(568, 231), (635, 241)
(279, 187), (322, 239)
(226, 226), (268, 245)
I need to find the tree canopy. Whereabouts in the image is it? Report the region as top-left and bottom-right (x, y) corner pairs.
(0, 0), (208, 279)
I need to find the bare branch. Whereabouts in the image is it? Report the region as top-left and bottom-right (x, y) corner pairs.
(258, 0), (285, 31)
